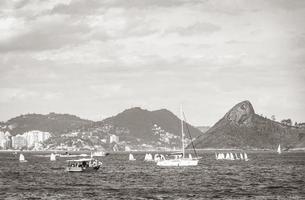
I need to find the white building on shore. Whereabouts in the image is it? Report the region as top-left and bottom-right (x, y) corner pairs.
(11, 130), (51, 149)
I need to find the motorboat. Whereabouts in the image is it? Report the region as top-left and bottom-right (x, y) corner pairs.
(65, 158), (102, 172)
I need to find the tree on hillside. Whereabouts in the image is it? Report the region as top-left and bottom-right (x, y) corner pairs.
(271, 115), (276, 121)
(281, 119), (292, 126)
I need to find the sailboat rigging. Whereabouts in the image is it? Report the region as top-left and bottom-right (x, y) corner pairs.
(156, 105), (199, 167)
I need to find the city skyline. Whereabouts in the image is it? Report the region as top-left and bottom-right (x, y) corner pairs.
(0, 0), (305, 126)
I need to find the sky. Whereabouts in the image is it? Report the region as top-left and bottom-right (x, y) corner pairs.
(0, 0), (304, 126)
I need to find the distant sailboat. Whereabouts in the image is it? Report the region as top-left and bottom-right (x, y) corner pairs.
(230, 153), (235, 160)
(239, 153), (243, 160)
(225, 153), (230, 160)
(129, 153), (136, 161)
(144, 153), (153, 161)
(50, 153), (56, 161)
(277, 144), (282, 154)
(244, 153), (249, 161)
(19, 153), (28, 163)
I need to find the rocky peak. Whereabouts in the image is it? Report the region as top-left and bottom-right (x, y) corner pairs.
(224, 100), (255, 126)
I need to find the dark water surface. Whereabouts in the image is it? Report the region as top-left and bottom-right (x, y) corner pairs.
(0, 151), (305, 199)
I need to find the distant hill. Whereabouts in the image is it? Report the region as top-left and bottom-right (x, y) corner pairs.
(5, 113), (93, 136)
(190, 101), (305, 150)
(95, 107), (203, 148)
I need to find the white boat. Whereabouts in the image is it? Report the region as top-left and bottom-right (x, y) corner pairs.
(50, 153), (56, 161)
(19, 153), (28, 163)
(277, 144), (282, 154)
(157, 106), (199, 167)
(240, 153), (244, 160)
(144, 153), (153, 161)
(244, 153), (249, 161)
(65, 158), (102, 172)
(129, 153), (136, 161)
(154, 154), (165, 162)
(230, 153), (235, 160)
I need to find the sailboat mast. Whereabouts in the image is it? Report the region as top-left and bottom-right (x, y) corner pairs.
(180, 105), (185, 158)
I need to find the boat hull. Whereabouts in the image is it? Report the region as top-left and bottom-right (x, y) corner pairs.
(157, 158), (199, 167)
(65, 165), (100, 172)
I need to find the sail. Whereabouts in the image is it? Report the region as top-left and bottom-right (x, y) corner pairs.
(19, 154), (25, 161)
(244, 153), (249, 161)
(19, 153), (27, 162)
(240, 153), (244, 160)
(230, 153), (235, 160)
(277, 144), (281, 154)
(50, 153), (56, 161)
(129, 153), (136, 161)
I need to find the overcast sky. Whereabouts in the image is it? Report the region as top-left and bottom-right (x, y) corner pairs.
(0, 0), (304, 126)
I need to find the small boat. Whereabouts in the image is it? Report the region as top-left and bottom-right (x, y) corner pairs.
(230, 153), (235, 160)
(277, 144), (281, 154)
(244, 153), (249, 161)
(65, 158), (102, 172)
(240, 153), (244, 160)
(50, 153), (56, 161)
(157, 106), (199, 167)
(144, 153), (153, 161)
(129, 153), (136, 161)
(19, 153), (28, 163)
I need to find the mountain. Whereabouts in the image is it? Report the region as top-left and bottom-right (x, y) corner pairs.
(94, 107), (203, 148)
(5, 113), (93, 136)
(36, 107), (202, 151)
(190, 100), (305, 150)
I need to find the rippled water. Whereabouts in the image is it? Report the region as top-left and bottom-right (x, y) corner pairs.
(0, 151), (305, 199)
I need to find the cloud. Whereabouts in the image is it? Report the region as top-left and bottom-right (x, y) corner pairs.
(0, 0), (304, 124)
(0, 14), (90, 52)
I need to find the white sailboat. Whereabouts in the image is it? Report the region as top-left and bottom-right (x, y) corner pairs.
(244, 152), (249, 161)
(144, 153), (153, 161)
(230, 152), (235, 160)
(129, 153), (136, 161)
(157, 106), (199, 167)
(19, 153), (28, 163)
(50, 153), (56, 161)
(277, 144), (282, 154)
(240, 153), (244, 160)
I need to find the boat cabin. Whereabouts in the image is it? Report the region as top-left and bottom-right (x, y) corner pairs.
(65, 158), (101, 172)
